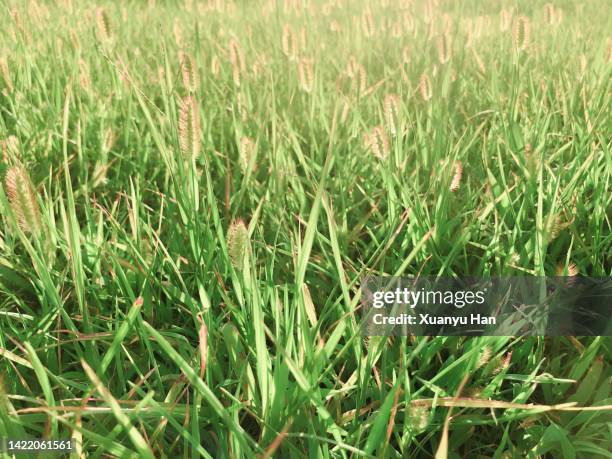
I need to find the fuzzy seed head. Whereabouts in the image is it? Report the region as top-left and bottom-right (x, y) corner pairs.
(436, 33), (452, 64)
(229, 39), (246, 87)
(494, 351), (512, 374)
(478, 346), (492, 367)
(407, 404), (429, 433)
(500, 8), (513, 32)
(178, 95), (201, 159)
(556, 263), (578, 276)
(179, 50), (198, 92)
(95, 7), (112, 42)
(383, 94), (400, 137)
(78, 59), (91, 91)
(0, 58), (12, 92)
(418, 73), (432, 101)
(512, 15), (530, 50)
(281, 24), (298, 60)
(297, 57), (314, 93)
(363, 126), (390, 160)
(2, 136), (20, 162)
(227, 219), (249, 268)
(449, 161), (463, 192)
(347, 58), (367, 94)
(544, 3), (555, 25)
(340, 97), (350, 123)
(4, 166), (42, 235)
(239, 137), (256, 173)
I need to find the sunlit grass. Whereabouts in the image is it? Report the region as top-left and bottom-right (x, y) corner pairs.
(0, 0), (610, 457)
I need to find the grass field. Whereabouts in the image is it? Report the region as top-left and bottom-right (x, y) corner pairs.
(0, 0), (611, 457)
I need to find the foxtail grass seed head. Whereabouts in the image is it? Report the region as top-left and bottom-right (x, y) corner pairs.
(78, 59), (91, 91)
(236, 92), (248, 122)
(436, 33), (452, 64)
(363, 126), (390, 160)
(547, 214), (563, 240)
(281, 24), (298, 60)
(544, 4), (563, 25)
(407, 404), (430, 433)
(5, 166), (42, 236)
(556, 263), (578, 276)
(418, 73), (432, 101)
(579, 55), (587, 76)
(178, 95), (201, 159)
(227, 219), (248, 268)
(500, 8), (513, 32)
(347, 59), (367, 94)
(229, 39), (246, 87)
(95, 7), (112, 42)
(2, 135), (20, 162)
(7, 135), (19, 152)
(362, 8), (375, 37)
(512, 15), (530, 51)
(383, 94), (400, 137)
(449, 161), (462, 192)
(478, 346), (492, 367)
(494, 352), (512, 374)
(340, 97), (350, 123)
(10, 8), (27, 42)
(179, 50), (198, 92)
(297, 57), (314, 93)
(239, 136), (256, 173)
(0, 57), (12, 92)
(544, 3), (555, 25)
(567, 263), (578, 277)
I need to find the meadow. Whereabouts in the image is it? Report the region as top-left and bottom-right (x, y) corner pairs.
(0, 0), (611, 457)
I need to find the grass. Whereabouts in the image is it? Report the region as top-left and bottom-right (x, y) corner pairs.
(0, 0), (611, 457)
